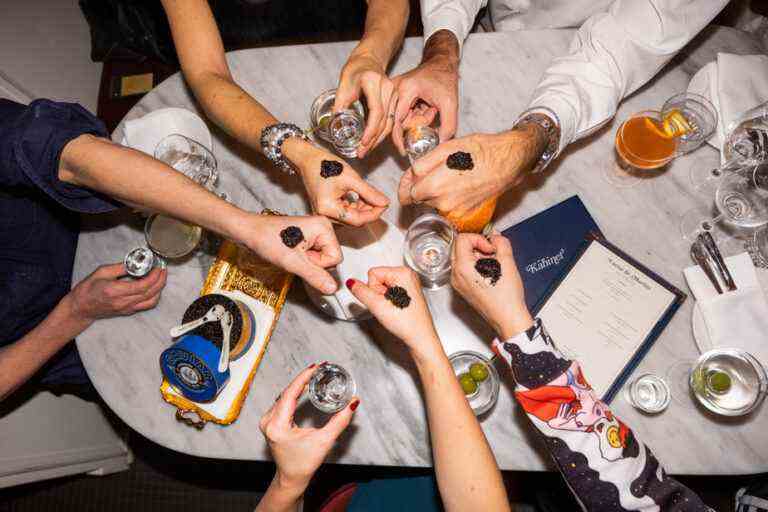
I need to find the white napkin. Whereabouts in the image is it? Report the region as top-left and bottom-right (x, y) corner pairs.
(683, 252), (768, 365)
(122, 107), (213, 156)
(687, 53), (768, 159)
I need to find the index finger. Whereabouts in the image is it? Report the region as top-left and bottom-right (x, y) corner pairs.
(367, 266), (416, 293)
(452, 233), (496, 266)
(108, 267), (165, 297)
(306, 224), (342, 267)
(272, 364), (319, 427)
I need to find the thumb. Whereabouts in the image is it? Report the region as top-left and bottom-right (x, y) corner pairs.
(353, 178), (389, 208)
(321, 397), (359, 440)
(296, 261), (338, 295)
(333, 81), (359, 113)
(347, 279), (382, 310)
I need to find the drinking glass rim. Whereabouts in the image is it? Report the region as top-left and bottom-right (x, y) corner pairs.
(616, 110), (677, 165)
(144, 213), (202, 259)
(690, 347), (768, 416)
(661, 92), (718, 149)
(154, 132), (218, 187)
(628, 372), (671, 413)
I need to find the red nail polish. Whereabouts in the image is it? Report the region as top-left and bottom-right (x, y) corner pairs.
(350, 400), (360, 411)
(309, 363), (317, 369)
(346, 278), (356, 289)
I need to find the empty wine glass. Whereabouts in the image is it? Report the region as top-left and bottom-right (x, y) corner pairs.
(605, 93), (716, 188)
(155, 134), (218, 189)
(690, 101), (768, 194)
(309, 89), (366, 158)
(680, 166), (768, 242)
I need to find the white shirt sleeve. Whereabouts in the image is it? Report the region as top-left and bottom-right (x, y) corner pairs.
(420, 0), (488, 52)
(527, 0), (728, 154)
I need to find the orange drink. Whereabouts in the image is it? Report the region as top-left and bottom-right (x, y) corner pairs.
(615, 111), (680, 170)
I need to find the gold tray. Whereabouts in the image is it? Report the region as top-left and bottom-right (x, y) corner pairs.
(160, 235), (293, 428)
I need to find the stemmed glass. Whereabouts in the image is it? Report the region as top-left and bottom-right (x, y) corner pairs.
(605, 93), (717, 188)
(680, 166), (768, 243)
(404, 212), (456, 289)
(690, 101), (768, 195)
(151, 134), (220, 268)
(309, 89), (366, 158)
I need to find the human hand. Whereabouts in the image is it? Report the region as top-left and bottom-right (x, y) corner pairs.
(335, 52), (397, 158)
(240, 214), (342, 295)
(259, 364), (359, 492)
(391, 33), (459, 154)
(286, 140), (389, 226)
(69, 264), (167, 324)
(398, 129), (542, 216)
(450, 233), (534, 340)
(347, 266), (443, 360)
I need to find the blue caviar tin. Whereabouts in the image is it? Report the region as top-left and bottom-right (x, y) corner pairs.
(160, 334), (230, 403)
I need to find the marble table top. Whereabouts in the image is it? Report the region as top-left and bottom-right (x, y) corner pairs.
(74, 26), (767, 474)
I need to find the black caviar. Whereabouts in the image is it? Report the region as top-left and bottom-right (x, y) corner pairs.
(475, 258), (501, 285)
(384, 286), (411, 309)
(320, 159), (344, 178)
(182, 294), (243, 351)
(446, 151), (474, 171)
(280, 226), (304, 248)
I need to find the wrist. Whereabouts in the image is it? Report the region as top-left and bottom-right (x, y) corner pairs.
(348, 44), (387, 75)
(274, 471), (310, 498)
(422, 30), (460, 70)
(57, 294), (94, 337)
(281, 137), (316, 172)
(495, 310), (535, 341)
(494, 126), (547, 188)
(408, 334), (447, 367)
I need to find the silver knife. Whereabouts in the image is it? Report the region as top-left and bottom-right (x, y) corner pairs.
(691, 241), (723, 294)
(699, 232), (737, 291)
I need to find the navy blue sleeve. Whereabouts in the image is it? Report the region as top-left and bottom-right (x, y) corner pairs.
(0, 98), (122, 213)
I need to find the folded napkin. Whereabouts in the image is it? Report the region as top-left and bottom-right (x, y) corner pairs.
(687, 53), (768, 160)
(683, 252), (768, 365)
(122, 107), (212, 156)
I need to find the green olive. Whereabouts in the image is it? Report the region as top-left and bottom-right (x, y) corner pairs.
(469, 362), (489, 382)
(459, 373), (478, 395)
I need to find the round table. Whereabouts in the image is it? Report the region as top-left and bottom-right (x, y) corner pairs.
(74, 27), (768, 474)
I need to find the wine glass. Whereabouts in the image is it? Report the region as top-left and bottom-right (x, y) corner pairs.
(690, 101), (768, 194)
(605, 93), (716, 188)
(404, 213), (456, 289)
(154, 134), (218, 189)
(680, 166), (768, 242)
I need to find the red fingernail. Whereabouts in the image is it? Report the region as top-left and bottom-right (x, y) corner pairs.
(350, 399), (360, 411)
(309, 363), (317, 369)
(346, 279), (356, 289)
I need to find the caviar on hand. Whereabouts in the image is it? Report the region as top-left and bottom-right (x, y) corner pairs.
(384, 285), (411, 309)
(280, 226), (304, 248)
(446, 151), (474, 171)
(475, 257), (502, 285)
(320, 159), (343, 178)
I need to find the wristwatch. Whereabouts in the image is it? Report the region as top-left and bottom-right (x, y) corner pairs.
(514, 107), (561, 175)
(260, 122), (309, 174)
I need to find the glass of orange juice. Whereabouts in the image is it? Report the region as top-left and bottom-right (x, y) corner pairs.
(606, 93), (716, 188)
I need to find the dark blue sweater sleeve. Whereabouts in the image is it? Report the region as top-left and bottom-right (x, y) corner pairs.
(0, 98), (122, 213)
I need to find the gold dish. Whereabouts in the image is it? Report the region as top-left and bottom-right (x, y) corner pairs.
(160, 229), (293, 428)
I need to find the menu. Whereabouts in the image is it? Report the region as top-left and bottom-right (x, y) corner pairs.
(535, 236), (685, 402)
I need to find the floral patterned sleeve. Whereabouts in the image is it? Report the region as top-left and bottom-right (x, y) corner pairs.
(492, 318), (712, 512)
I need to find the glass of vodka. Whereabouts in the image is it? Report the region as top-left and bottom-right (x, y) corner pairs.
(308, 363), (356, 414)
(404, 212), (456, 289)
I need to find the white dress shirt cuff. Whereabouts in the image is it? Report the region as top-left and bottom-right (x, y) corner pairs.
(526, 93), (579, 155)
(422, 6), (473, 54)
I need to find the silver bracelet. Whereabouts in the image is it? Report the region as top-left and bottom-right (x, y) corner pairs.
(260, 122), (309, 174)
(513, 107), (561, 175)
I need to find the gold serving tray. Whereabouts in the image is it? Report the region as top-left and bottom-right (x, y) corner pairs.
(160, 235), (293, 428)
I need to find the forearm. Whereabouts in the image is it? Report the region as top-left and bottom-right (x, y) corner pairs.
(411, 341), (510, 512)
(351, 0), (409, 70)
(0, 295), (90, 401)
(254, 473), (305, 512)
(59, 135), (253, 244)
(528, 0), (728, 152)
(421, 30), (460, 70)
(494, 319), (709, 511)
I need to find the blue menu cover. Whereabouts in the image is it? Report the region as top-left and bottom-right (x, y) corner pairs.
(501, 196), (602, 311)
